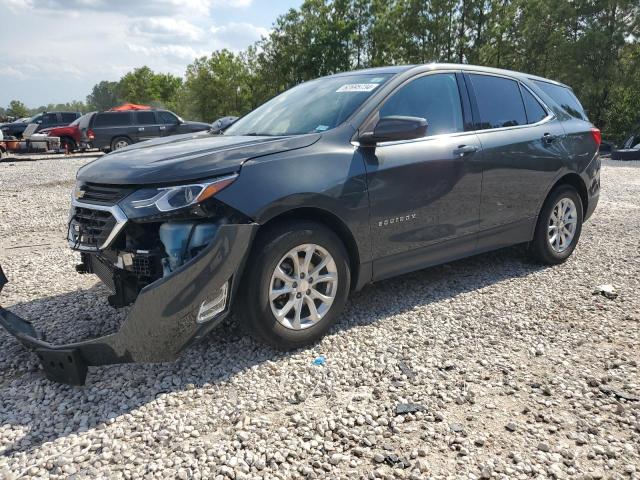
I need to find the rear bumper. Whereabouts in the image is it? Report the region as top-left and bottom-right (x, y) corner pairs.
(0, 223), (257, 385)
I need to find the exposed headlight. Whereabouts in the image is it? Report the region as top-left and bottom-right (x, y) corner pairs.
(119, 174), (237, 218)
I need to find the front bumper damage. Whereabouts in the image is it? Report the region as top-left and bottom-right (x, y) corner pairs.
(0, 223), (257, 386)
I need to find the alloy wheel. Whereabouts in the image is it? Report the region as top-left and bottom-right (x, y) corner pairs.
(269, 244), (338, 330)
(548, 197), (577, 253)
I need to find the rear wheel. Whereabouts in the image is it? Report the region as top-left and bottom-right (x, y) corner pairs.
(238, 220), (350, 349)
(530, 185), (583, 264)
(111, 137), (131, 151)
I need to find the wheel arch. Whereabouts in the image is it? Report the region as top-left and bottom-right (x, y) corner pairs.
(547, 173), (589, 214)
(255, 206), (362, 291)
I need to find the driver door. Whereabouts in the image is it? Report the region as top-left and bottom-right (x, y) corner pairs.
(362, 72), (483, 280)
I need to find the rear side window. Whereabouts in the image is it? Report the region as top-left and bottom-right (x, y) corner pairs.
(380, 73), (464, 136)
(61, 113), (78, 123)
(93, 112), (131, 127)
(42, 113), (58, 124)
(521, 87), (548, 124)
(533, 81), (587, 120)
(468, 74), (526, 129)
(136, 111), (156, 125)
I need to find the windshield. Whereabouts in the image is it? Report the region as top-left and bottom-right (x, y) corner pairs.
(225, 73), (393, 136)
(26, 114), (42, 124)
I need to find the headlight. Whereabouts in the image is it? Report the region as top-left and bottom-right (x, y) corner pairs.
(119, 174), (237, 219)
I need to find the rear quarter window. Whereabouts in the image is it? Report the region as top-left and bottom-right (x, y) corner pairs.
(533, 81), (588, 121)
(93, 112), (132, 127)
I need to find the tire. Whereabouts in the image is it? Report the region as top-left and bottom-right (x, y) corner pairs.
(111, 136), (131, 151)
(529, 185), (583, 264)
(238, 220), (351, 349)
(60, 137), (77, 152)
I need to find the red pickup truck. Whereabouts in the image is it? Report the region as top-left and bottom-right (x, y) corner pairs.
(40, 111), (96, 151)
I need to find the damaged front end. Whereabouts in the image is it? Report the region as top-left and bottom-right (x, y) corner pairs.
(0, 176), (257, 385)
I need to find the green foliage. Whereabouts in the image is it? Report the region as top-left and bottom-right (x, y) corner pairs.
(7, 100), (29, 118)
(5, 0), (639, 140)
(118, 66), (183, 106)
(86, 81), (121, 111)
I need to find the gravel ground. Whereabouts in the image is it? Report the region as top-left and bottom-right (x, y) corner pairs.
(0, 158), (638, 480)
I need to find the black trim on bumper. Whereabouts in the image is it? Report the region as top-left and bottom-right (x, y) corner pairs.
(0, 223), (258, 385)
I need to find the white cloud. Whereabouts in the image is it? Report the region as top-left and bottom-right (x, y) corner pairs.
(5, 0), (215, 17)
(210, 22), (269, 51)
(128, 44), (209, 63)
(212, 0), (254, 7)
(130, 17), (205, 43)
(0, 66), (27, 79)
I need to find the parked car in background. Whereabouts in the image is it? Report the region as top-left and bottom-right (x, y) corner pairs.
(0, 111), (81, 139)
(0, 63), (601, 385)
(88, 109), (210, 151)
(40, 112), (96, 152)
(611, 131), (640, 160)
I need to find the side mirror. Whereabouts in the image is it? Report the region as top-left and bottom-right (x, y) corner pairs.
(210, 116), (239, 134)
(359, 116), (427, 146)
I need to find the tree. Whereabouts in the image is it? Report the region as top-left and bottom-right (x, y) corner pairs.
(7, 100), (29, 118)
(87, 81), (121, 111)
(118, 66), (182, 105)
(181, 50), (252, 122)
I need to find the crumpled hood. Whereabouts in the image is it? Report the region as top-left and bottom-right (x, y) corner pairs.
(77, 132), (321, 185)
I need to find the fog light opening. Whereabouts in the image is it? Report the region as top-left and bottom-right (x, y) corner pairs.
(197, 281), (229, 323)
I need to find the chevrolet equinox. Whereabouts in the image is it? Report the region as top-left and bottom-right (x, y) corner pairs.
(0, 64), (601, 385)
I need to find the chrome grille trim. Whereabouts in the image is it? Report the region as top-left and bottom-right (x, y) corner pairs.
(68, 198), (128, 251)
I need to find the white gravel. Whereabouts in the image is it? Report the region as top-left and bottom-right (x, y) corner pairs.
(0, 158), (638, 479)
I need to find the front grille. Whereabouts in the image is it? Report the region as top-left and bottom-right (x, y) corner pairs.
(77, 183), (133, 205)
(68, 206), (118, 250)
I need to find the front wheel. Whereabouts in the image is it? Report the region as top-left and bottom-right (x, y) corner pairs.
(530, 185), (583, 264)
(238, 220), (350, 349)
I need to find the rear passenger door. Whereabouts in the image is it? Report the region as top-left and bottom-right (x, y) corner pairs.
(133, 111), (161, 142)
(464, 72), (566, 250)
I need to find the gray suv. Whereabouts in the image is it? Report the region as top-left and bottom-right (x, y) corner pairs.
(0, 64), (601, 385)
(88, 109), (211, 151)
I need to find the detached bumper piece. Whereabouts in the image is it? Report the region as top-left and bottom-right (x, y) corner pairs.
(0, 224), (257, 386)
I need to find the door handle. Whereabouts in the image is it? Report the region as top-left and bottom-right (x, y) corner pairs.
(453, 145), (478, 157)
(159, 126), (166, 131)
(138, 127), (145, 132)
(542, 133), (557, 144)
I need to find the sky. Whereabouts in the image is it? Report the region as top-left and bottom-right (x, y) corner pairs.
(0, 0), (303, 108)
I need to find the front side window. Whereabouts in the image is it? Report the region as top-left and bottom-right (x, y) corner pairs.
(468, 74), (527, 129)
(225, 73), (393, 136)
(159, 111), (179, 125)
(379, 73), (464, 136)
(533, 80), (588, 121)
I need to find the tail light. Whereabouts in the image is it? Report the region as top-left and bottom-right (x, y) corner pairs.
(87, 128), (95, 141)
(590, 127), (601, 147)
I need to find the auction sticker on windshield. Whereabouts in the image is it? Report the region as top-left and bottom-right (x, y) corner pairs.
(336, 83), (380, 93)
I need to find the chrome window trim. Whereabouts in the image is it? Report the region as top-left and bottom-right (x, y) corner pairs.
(68, 198), (128, 251)
(463, 70), (556, 132)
